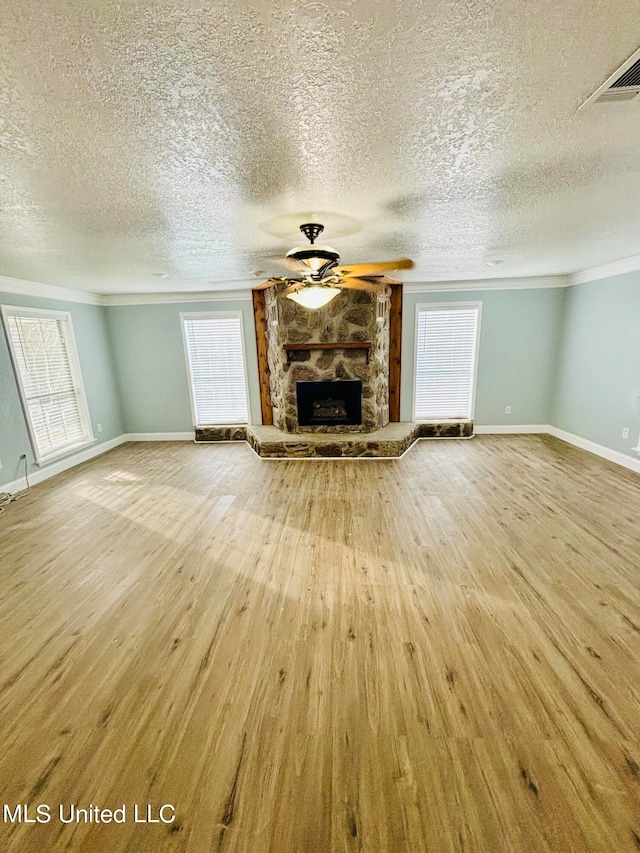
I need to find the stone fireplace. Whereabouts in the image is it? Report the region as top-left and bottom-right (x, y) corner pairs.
(197, 282), (474, 456)
(263, 283), (391, 434)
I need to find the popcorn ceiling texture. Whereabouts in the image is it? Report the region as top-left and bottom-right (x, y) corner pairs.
(1, 0), (640, 292)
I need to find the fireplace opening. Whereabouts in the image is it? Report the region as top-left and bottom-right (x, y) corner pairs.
(296, 380), (362, 427)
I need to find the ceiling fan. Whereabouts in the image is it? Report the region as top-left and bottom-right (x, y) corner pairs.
(253, 223), (413, 308)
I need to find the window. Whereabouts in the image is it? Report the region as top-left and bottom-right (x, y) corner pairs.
(1, 305), (94, 463)
(413, 302), (481, 421)
(181, 312), (250, 425)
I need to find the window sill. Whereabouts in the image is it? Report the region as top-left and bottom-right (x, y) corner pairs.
(35, 437), (96, 467)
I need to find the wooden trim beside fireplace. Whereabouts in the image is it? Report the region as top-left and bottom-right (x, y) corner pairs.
(389, 283), (402, 422)
(252, 290), (273, 425)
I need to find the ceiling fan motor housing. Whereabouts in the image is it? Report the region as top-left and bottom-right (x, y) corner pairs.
(256, 220), (413, 298)
(285, 245), (340, 275)
(286, 223), (340, 276)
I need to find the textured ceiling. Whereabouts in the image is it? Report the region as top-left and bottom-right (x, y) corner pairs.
(1, 0), (640, 294)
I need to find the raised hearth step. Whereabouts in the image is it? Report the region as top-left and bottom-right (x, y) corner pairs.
(195, 425), (247, 442)
(195, 421), (473, 456)
(246, 421), (473, 458)
(417, 420), (474, 439)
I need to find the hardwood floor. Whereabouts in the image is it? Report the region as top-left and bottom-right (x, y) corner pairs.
(0, 436), (639, 852)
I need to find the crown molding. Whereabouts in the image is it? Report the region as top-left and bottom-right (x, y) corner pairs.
(403, 275), (568, 293)
(103, 289), (253, 306)
(0, 275), (255, 306)
(6, 260), (640, 305)
(0, 275), (102, 305)
(568, 254), (640, 286)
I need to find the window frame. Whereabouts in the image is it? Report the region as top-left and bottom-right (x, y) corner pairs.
(180, 310), (252, 426)
(1, 304), (95, 465)
(412, 301), (482, 422)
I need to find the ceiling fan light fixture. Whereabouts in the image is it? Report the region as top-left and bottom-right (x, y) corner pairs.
(287, 285), (341, 309)
(252, 222), (414, 302)
(285, 244), (340, 274)
(284, 222), (340, 275)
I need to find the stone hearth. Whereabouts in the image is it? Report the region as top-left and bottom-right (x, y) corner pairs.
(195, 420), (474, 458)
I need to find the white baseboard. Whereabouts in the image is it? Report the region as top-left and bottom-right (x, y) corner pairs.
(474, 424), (640, 475)
(124, 432), (194, 441)
(0, 432), (195, 493)
(547, 426), (640, 475)
(474, 424), (549, 434)
(0, 435), (128, 493)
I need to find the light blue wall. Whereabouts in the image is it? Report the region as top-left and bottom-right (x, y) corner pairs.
(107, 288), (564, 434)
(400, 288), (566, 425)
(0, 291), (125, 487)
(3, 276), (638, 484)
(106, 299), (260, 433)
(552, 271), (640, 459)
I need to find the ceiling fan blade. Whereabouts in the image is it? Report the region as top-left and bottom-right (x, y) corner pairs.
(256, 250), (304, 270)
(333, 258), (414, 278)
(252, 278), (286, 290)
(270, 256), (304, 272)
(337, 277), (385, 293)
(283, 281), (306, 296)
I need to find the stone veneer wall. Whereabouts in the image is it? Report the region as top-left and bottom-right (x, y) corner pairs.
(264, 285), (287, 429)
(372, 290), (390, 427)
(264, 283), (390, 434)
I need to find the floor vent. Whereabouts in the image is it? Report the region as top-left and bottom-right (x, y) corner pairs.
(580, 48), (640, 108)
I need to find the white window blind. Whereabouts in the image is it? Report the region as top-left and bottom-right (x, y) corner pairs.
(1, 307), (93, 463)
(414, 304), (480, 420)
(182, 313), (249, 424)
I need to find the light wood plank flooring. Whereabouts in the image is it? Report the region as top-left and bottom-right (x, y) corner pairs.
(0, 436), (639, 852)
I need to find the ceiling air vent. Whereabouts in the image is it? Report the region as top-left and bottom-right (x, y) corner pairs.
(580, 47), (640, 108)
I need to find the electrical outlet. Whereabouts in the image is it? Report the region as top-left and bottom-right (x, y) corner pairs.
(622, 427), (629, 439)
(0, 458), (3, 470)
(97, 423), (103, 433)
(505, 406), (512, 415)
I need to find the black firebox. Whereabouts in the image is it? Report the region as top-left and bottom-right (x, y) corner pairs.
(296, 380), (362, 427)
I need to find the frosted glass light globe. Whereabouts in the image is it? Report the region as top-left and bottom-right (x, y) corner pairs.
(287, 286), (341, 309)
